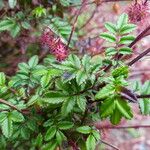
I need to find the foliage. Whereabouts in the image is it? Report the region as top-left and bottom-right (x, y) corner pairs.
(0, 12), (149, 149)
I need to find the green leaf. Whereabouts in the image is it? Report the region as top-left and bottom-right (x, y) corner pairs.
(58, 121), (74, 130)
(8, 0), (17, 9)
(139, 99), (150, 115)
(61, 97), (76, 116)
(76, 70), (87, 85)
(41, 73), (51, 88)
(56, 130), (66, 145)
(42, 92), (66, 104)
(35, 133), (43, 147)
(86, 135), (96, 150)
(120, 24), (136, 34)
(139, 81), (150, 115)
(77, 96), (86, 112)
(117, 13), (128, 29)
(0, 19), (14, 31)
(106, 47), (117, 56)
(115, 99), (133, 119)
(119, 47), (132, 55)
(105, 22), (117, 33)
(100, 98), (115, 118)
(45, 126), (56, 141)
(10, 110), (24, 122)
(0, 72), (6, 85)
(1, 116), (13, 138)
(110, 108), (122, 125)
(21, 21), (31, 29)
(0, 113), (7, 123)
(68, 54), (81, 69)
(18, 63), (30, 73)
(28, 55), (39, 68)
(27, 95), (39, 106)
(82, 55), (91, 71)
(112, 66), (129, 78)
(95, 84), (115, 99)
(33, 69), (47, 76)
(41, 141), (57, 150)
(76, 126), (91, 134)
(100, 32), (116, 42)
(119, 35), (135, 44)
(92, 130), (100, 141)
(10, 23), (20, 37)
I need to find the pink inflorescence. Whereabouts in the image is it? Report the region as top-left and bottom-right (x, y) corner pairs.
(127, 0), (149, 23)
(40, 28), (68, 61)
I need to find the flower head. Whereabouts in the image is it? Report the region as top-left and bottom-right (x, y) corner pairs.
(40, 28), (68, 61)
(127, 0), (149, 23)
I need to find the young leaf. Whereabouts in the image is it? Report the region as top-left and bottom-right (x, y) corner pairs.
(110, 108), (122, 125)
(58, 121), (74, 130)
(112, 66), (129, 78)
(119, 47), (132, 55)
(105, 22), (117, 33)
(117, 13), (128, 29)
(86, 135), (96, 150)
(106, 47), (117, 56)
(115, 99), (133, 119)
(76, 126), (91, 134)
(92, 130), (100, 141)
(28, 55), (39, 68)
(120, 24), (136, 34)
(100, 32), (116, 42)
(45, 126), (56, 141)
(100, 98), (115, 118)
(119, 35), (135, 45)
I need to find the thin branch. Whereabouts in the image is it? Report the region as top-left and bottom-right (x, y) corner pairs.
(0, 98), (24, 114)
(128, 48), (150, 66)
(129, 25), (150, 48)
(67, 0), (86, 50)
(79, 5), (98, 30)
(99, 139), (119, 150)
(137, 94), (150, 99)
(97, 125), (150, 130)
